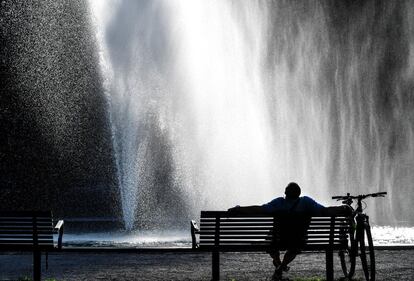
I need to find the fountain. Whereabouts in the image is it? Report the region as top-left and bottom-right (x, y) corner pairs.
(88, 0), (414, 231)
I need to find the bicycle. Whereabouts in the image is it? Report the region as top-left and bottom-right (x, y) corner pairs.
(331, 191), (387, 281)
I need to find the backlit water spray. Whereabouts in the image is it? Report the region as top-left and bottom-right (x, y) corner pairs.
(89, 1), (414, 230)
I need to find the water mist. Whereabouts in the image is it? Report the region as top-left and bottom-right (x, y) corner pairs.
(89, 0), (414, 230)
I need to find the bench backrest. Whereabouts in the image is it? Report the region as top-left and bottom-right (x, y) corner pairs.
(0, 211), (55, 251)
(196, 211), (351, 251)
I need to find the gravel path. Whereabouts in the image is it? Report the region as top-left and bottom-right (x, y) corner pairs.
(0, 250), (413, 280)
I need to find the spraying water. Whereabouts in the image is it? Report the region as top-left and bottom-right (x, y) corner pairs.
(89, 0), (414, 230)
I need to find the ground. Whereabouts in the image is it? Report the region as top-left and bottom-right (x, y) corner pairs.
(0, 250), (413, 280)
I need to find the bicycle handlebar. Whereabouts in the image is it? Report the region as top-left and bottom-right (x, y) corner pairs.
(369, 191), (387, 197)
(332, 195), (347, 199)
(331, 191), (387, 201)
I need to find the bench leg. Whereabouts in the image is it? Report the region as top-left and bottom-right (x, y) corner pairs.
(212, 251), (220, 281)
(33, 250), (41, 281)
(325, 250), (334, 281)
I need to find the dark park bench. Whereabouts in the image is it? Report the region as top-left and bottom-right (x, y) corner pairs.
(191, 211), (351, 281)
(0, 211), (64, 281)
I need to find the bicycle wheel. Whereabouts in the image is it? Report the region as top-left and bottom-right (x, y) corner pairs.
(339, 219), (356, 278)
(359, 221), (375, 281)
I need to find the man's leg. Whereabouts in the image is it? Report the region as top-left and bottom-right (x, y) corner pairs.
(274, 249), (299, 277)
(269, 250), (281, 267)
(280, 249), (299, 268)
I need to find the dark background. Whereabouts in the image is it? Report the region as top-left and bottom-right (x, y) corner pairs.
(0, 0), (120, 219)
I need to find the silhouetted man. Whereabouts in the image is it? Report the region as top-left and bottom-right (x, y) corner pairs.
(228, 182), (325, 280)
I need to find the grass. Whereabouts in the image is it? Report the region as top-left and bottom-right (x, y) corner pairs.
(230, 277), (326, 281)
(295, 278), (358, 281)
(291, 277), (364, 281)
(17, 277), (57, 281)
(293, 277), (325, 281)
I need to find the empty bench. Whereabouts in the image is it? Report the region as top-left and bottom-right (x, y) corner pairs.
(0, 211), (64, 281)
(191, 211), (351, 281)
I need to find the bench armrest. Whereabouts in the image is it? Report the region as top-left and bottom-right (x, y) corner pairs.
(54, 220), (64, 250)
(190, 220), (200, 249)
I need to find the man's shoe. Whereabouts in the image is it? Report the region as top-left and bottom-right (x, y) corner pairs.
(271, 267), (283, 281)
(273, 263), (290, 272)
(281, 265), (290, 272)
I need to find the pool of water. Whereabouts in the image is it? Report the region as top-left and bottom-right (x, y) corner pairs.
(61, 226), (414, 248)
(371, 226), (414, 246)
(62, 230), (191, 248)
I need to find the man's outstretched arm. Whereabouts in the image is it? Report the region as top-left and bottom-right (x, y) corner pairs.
(227, 205), (267, 214)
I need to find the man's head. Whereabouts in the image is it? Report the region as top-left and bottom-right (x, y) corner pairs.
(285, 182), (301, 199)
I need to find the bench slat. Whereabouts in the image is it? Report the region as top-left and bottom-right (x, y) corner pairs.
(0, 220), (52, 223)
(0, 223), (52, 226)
(0, 232), (53, 236)
(199, 236), (348, 239)
(198, 246), (272, 252)
(0, 240), (53, 244)
(201, 214), (349, 218)
(310, 223), (348, 226)
(0, 219), (52, 223)
(0, 217), (51, 220)
(0, 211), (51, 215)
(308, 226), (349, 229)
(200, 228), (348, 232)
(0, 244), (54, 247)
(200, 226), (348, 231)
(200, 216), (349, 222)
(0, 223), (53, 227)
(201, 223), (274, 227)
(200, 226), (273, 232)
(200, 241), (271, 244)
(0, 213), (52, 220)
(200, 230), (348, 235)
(197, 244), (348, 251)
(201, 217), (348, 222)
(199, 232), (346, 237)
(306, 230), (348, 234)
(0, 224), (53, 228)
(0, 236), (53, 240)
(310, 235), (347, 238)
(0, 222), (52, 226)
(201, 235), (273, 239)
(201, 219), (274, 223)
(199, 242), (345, 247)
(0, 232), (53, 235)
(200, 231), (273, 235)
(0, 241), (54, 245)
(0, 230), (53, 234)
(0, 223), (52, 227)
(201, 221), (347, 225)
(200, 234), (345, 239)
